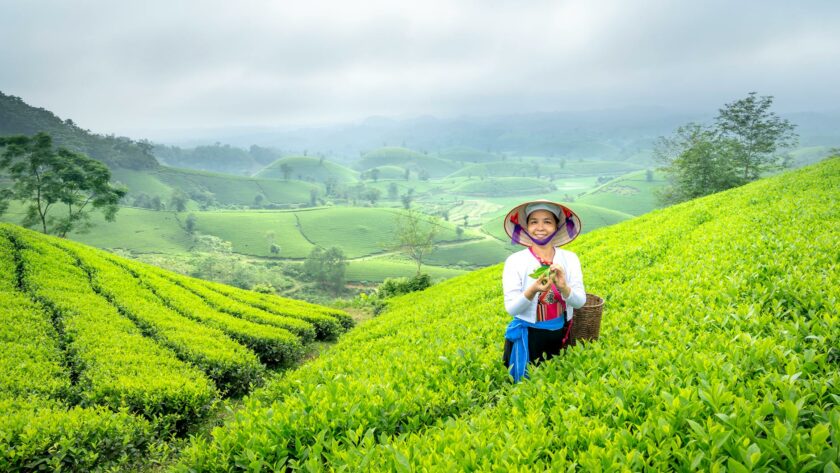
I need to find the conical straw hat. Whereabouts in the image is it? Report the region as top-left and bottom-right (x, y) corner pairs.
(503, 199), (582, 247)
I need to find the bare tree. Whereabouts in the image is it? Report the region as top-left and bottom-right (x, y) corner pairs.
(392, 208), (439, 275)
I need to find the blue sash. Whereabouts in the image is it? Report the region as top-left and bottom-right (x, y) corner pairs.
(505, 316), (565, 383)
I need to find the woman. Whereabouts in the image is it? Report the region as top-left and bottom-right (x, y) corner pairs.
(502, 199), (586, 382)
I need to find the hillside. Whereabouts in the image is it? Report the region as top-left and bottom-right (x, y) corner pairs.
(111, 166), (320, 208)
(0, 91), (158, 170)
(179, 157), (839, 471)
(0, 224), (352, 470)
(575, 169), (668, 216)
(356, 147), (461, 178)
(255, 156), (359, 183)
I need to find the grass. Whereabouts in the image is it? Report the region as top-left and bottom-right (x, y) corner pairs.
(154, 166), (319, 205)
(295, 207), (468, 259)
(575, 169), (667, 216)
(450, 176), (556, 196)
(67, 209), (193, 253)
(191, 210), (314, 258)
(345, 256), (468, 282)
(424, 238), (515, 267)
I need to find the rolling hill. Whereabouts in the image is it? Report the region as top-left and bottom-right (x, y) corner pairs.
(255, 156), (359, 184)
(178, 157), (839, 471)
(356, 147), (461, 178)
(0, 222), (352, 470)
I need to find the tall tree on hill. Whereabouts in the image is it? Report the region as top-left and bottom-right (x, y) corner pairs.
(655, 92), (798, 205)
(0, 132), (126, 236)
(715, 92), (798, 181)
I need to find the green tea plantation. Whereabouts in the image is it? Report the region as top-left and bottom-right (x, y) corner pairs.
(0, 225), (352, 471)
(178, 157), (839, 471)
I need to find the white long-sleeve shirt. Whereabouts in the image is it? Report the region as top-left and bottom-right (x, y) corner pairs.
(503, 247), (586, 323)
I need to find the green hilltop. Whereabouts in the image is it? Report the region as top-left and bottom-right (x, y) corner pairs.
(255, 156), (359, 183)
(178, 157), (839, 471)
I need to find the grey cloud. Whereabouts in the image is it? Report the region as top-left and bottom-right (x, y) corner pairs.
(1, 0), (838, 136)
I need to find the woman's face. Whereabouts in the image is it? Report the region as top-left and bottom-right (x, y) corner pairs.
(527, 209), (557, 240)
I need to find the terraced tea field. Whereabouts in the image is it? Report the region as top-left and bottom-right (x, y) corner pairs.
(0, 224), (351, 471)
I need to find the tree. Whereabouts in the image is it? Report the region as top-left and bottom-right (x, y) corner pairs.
(0, 133), (126, 236)
(715, 92), (798, 181)
(280, 163), (293, 180)
(655, 92), (798, 205)
(387, 182), (399, 200)
(370, 168), (380, 182)
(302, 246), (347, 294)
(185, 213), (197, 234)
(392, 208), (439, 275)
(655, 123), (744, 204)
(363, 188), (381, 205)
(400, 194), (412, 209)
(170, 190), (188, 212)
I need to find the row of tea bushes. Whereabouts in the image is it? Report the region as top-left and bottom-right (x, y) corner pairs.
(61, 240), (266, 396)
(0, 220), (354, 470)
(10, 227), (218, 430)
(112, 259), (306, 367)
(197, 279), (351, 339)
(159, 271), (318, 343)
(178, 158), (839, 471)
(0, 229), (154, 472)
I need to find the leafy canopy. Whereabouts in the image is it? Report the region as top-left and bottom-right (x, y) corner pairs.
(655, 92), (798, 204)
(0, 132), (126, 236)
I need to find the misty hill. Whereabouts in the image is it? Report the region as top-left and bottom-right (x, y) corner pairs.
(255, 156), (359, 183)
(0, 91), (158, 169)
(356, 147), (461, 178)
(153, 143), (283, 176)
(156, 108), (840, 170)
(179, 156), (839, 471)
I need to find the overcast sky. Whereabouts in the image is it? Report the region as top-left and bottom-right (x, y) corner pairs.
(1, 0), (839, 139)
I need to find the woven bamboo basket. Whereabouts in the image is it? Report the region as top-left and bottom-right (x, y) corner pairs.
(570, 293), (604, 345)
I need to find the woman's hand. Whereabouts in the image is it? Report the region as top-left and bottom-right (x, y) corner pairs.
(524, 273), (552, 300)
(550, 264), (572, 298)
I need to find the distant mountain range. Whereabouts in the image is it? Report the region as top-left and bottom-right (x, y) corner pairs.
(3, 91), (839, 174)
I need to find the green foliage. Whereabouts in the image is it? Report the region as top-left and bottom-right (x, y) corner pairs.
(377, 273), (432, 299)
(392, 208), (439, 274)
(656, 92), (798, 205)
(178, 158), (839, 471)
(0, 132), (127, 236)
(9, 229), (218, 430)
(303, 246), (348, 295)
(0, 399), (154, 472)
(0, 220), (352, 469)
